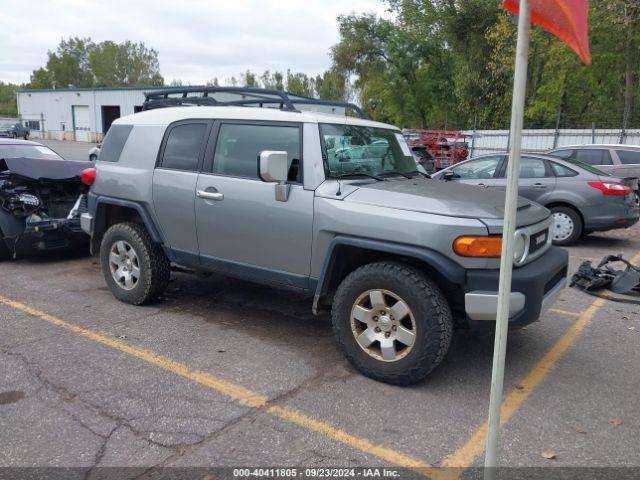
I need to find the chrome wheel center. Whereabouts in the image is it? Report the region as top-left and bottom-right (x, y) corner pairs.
(350, 289), (417, 363)
(378, 315), (392, 332)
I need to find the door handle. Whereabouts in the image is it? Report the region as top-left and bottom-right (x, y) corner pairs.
(532, 183), (547, 189)
(197, 190), (224, 201)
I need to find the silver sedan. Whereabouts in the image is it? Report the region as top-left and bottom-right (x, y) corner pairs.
(432, 153), (640, 245)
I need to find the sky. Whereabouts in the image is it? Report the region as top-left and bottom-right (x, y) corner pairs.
(0, 0), (391, 85)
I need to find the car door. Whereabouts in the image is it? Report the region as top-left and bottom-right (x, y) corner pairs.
(493, 156), (556, 203)
(612, 149), (640, 179)
(152, 120), (211, 265)
(195, 121), (314, 289)
(447, 155), (503, 188)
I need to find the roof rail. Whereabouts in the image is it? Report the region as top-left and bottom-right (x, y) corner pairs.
(142, 87), (367, 119)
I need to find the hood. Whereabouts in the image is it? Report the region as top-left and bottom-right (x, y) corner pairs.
(343, 178), (550, 227)
(0, 157), (93, 181)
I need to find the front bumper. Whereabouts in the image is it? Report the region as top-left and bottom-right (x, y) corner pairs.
(463, 246), (569, 330)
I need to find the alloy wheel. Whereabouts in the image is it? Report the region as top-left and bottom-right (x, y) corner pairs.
(350, 289), (417, 362)
(108, 240), (140, 290)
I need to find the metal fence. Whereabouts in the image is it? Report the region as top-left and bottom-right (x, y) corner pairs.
(465, 128), (640, 158)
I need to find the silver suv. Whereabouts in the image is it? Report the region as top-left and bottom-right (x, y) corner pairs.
(81, 88), (568, 385)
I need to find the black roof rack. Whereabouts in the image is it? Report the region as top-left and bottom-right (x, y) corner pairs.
(142, 87), (367, 119)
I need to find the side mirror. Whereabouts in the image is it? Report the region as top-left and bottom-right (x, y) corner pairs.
(259, 150), (290, 202)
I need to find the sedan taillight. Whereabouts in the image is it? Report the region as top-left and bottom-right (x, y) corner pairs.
(588, 181), (631, 196)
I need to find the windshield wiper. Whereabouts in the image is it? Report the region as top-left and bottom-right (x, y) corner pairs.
(333, 172), (386, 181)
(379, 170), (413, 179)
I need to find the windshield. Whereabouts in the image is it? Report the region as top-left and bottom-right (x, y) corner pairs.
(0, 144), (63, 161)
(320, 123), (416, 178)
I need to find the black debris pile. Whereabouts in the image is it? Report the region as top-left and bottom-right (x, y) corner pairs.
(571, 254), (640, 304)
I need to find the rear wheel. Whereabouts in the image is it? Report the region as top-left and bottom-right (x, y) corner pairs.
(550, 206), (582, 246)
(332, 262), (453, 385)
(100, 222), (170, 305)
(89, 153), (97, 161)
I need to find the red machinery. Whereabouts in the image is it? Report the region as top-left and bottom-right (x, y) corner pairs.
(404, 130), (470, 170)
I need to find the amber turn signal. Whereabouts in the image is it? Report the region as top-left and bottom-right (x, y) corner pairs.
(453, 236), (502, 258)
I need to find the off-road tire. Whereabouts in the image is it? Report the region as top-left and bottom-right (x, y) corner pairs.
(100, 222), (170, 305)
(332, 262), (453, 385)
(550, 206), (582, 246)
(89, 154), (97, 161)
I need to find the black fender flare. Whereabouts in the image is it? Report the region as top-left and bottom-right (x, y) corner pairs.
(91, 194), (164, 243)
(312, 235), (466, 314)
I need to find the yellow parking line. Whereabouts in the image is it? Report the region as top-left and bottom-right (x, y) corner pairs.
(440, 249), (640, 477)
(0, 295), (433, 475)
(548, 308), (581, 318)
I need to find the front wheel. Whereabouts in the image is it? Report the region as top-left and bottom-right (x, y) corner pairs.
(332, 262), (453, 385)
(100, 222), (170, 305)
(550, 206), (582, 246)
(89, 153), (97, 161)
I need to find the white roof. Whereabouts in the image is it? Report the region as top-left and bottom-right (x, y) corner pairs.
(114, 106), (398, 130)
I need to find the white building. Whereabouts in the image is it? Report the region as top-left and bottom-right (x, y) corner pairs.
(17, 87), (156, 142)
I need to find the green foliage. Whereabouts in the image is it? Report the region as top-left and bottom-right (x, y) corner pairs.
(27, 37), (164, 89)
(217, 69), (348, 102)
(330, 1), (640, 129)
(0, 82), (19, 116)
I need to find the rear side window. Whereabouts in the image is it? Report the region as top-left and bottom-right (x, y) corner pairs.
(519, 157), (548, 178)
(99, 124), (133, 162)
(616, 150), (640, 165)
(160, 123), (207, 171)
(550, 162), (578, 177)
(212, 123), (301, 181)
(574, 149), (613, 166)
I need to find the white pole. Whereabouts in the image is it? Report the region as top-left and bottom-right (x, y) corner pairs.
(484, 1), (532, 479)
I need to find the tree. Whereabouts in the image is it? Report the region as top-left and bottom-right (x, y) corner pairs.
(89, 41), (163, 87)
(0, 82), (19, 116)
(28, 37), (163, 89)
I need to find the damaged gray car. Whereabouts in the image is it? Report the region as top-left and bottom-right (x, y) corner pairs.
(0, 139), (92, 260)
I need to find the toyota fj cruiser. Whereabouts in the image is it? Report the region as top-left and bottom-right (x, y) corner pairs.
(81, 87), (568, 385)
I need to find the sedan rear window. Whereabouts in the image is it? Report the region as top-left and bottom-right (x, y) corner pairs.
(0, 144), (63, 160)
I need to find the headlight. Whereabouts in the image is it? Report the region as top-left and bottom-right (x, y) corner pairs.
(513, 232), (527, 265)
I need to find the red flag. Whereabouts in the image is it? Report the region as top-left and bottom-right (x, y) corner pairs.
(503, 0), (591, 64)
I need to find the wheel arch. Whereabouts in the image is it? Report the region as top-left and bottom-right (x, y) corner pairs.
(312, 236), (466, 315)
(545, 201), (585, 226)
(91, 197), (164, 255)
